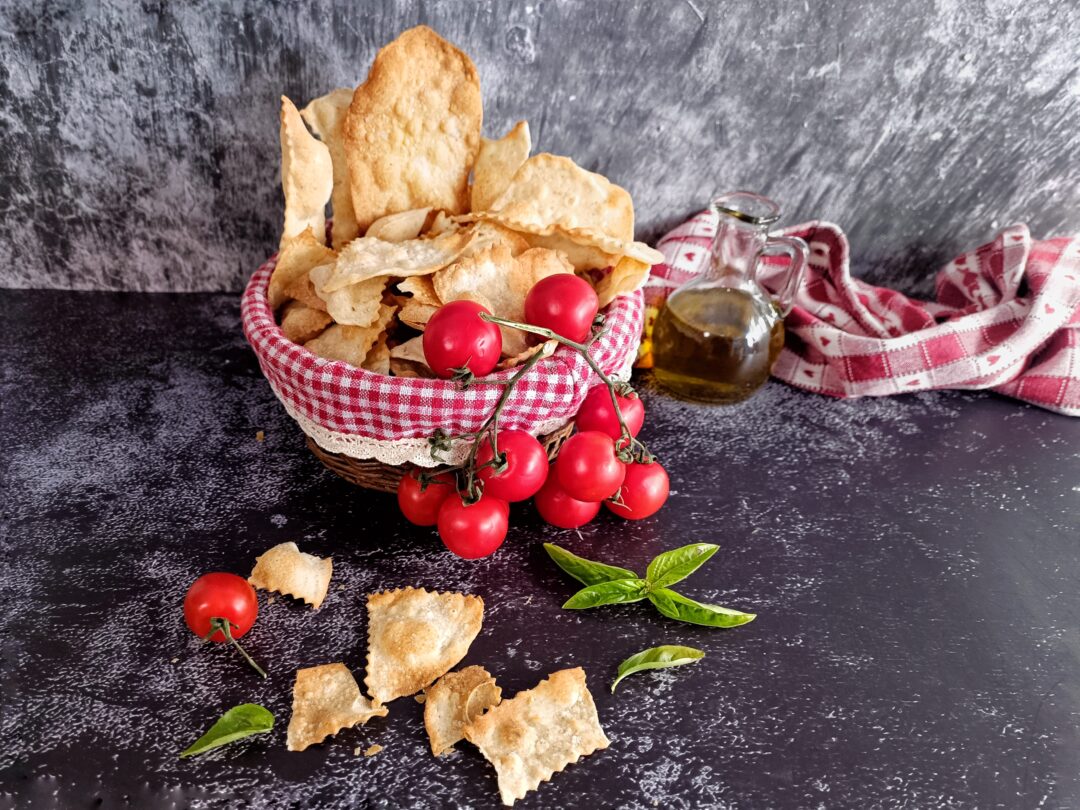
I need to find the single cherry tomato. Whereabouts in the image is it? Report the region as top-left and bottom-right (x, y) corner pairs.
(575, 385), (645, 439)
(423, 300), (502, 379)
(438, 494), (510, 559)
(524, 274), (600, 344)
(606, 461), (670, 520)
(555, 430), (627, 503)
(183, 573), (267, 678)
(476, 429), (549, 502)
(534, 475), (602, 529)
(397, 471), (456, 526)
(184, 573), (259, 641)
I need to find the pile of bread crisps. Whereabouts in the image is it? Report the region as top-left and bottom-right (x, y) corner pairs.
(269, 25), (662, 375)
(246, 548), (608, 806)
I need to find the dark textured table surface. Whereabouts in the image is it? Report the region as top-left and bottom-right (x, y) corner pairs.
(2, 289), (1078, 809)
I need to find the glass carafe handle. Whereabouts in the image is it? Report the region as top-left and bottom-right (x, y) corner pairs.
(760, 236), (808, 317)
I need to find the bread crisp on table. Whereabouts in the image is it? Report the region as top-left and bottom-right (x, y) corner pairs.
(423, 665), (502, 757)
(248, 541), (332, 610)
(286, 663), (387, 752)
(463, 667), (610, 806)
(364, 587), (483, 704)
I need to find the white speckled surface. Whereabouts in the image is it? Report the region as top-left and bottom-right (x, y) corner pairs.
(2, 289), (1079, 807)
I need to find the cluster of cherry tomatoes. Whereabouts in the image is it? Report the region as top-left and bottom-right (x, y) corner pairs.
(397, 273), (670, 559)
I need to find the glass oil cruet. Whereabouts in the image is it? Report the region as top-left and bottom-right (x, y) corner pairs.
(652, 191), (808, 404)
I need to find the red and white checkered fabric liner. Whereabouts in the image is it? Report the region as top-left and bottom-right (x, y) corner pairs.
(652, 211), (1080, 415)
(242, 255), (644, 458)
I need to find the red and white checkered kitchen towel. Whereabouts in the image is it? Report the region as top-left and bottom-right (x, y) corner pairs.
(650, 211), (1080, 415)
(242, 258), (644, 442)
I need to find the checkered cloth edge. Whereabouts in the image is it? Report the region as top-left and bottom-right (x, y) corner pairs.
(650, 211), (1080, 416)
(241, 258), (645, 441)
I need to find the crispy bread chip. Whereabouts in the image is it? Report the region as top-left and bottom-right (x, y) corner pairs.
(434, 245), (572, 356)
(365, 587), (484, 704)
(280, 96), (333, 248)
(471, 121), (531, 212)
(463, 668), (610, 806)
(366, 208), (432, 242)
(344, 26), (482, 230)
(269, 228), (337, 311)
(280, 302), (333, 344)
(362, 334), (391, 375)
(286, 663), (388, 752)
(249, 541), (333, 610)
(595, 256), (652, 308)
(424, 666), (502, 757)
(304, 304), (397, 367)
(310, 265), (387, 327)
(516, 229), (618, 273)
(300, 88), (359, 248)
(397, 275), (441, 306)
(389, 336), (436, 377)
(398, 300), (439, 332)
(316, 230), (473, 293)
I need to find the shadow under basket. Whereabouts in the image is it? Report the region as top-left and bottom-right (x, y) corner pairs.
(306, 421), (576, 493)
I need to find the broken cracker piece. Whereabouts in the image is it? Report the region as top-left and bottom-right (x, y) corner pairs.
(424, 665), (502, 757)
(286, 663), (388, 752)
(364, 744), (383, 757)
(364, 587), (484, 704)
(249, 542), (332, 610)
(280, 96), (333, 249)
(463, 667), (609, 806)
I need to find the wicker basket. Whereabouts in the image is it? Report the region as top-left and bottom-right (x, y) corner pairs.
(306, 421), (575, 493)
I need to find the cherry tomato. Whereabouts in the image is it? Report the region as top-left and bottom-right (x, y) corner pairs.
(423, 300), (502, 379)
(397, 471), (456, 526)
(524, 274), (599, 344)
(606, 461), (670, 520)
(476, 429), (549, 502)
(183, 573), (258, 642)
(555, 430), (626, 502)
(534, 475), (602, 529)
(438, 494), (510, 559)
(575, 385), (645, 439)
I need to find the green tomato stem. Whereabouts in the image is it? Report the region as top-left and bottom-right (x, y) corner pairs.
(207, 617), (267, 680)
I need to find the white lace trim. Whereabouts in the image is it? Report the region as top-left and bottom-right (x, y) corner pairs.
(272, 331), (641, 467)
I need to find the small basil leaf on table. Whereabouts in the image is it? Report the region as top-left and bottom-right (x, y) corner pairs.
(180, 703), (274, 759)
(544, 542), (638, 586)
(563, 578), (650, 609)
(647, 588), (756, 628)
(611, 645), (705, 692)
(645, 543), (719, 590)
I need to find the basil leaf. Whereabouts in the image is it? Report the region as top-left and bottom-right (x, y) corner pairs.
(645, 543), (719, 589)
(611, 644), (705, 692)
(647, 588), (756, 628)
(180, 703), (274, 759)
(544, 542), (638, 587)
(563, 578), (650, 609)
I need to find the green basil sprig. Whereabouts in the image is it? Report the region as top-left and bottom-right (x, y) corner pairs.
(611, 644), (705, 692)
(180, 703), (274, 758)
(544, 542), (755, 628)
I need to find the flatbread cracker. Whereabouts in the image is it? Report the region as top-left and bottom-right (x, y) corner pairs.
(364, 587), (484, 704)
(424, 665), (502, 757)
(315, 230), (473, 293)
(310, 265), (387, 327)
(280, 302), (333, 344)
(397, 275), (441, 306)
(463, 667), (610, 806)
(249, 541), (332, 610)
(286, 663), (388, 752)
(471, 121), (531, 212)
(365, 208), (432, 242)
(362, 335), (391, 375)
(280, 96), (333, 248)
(343, 26), (482, 230)
(304, 304), (397, 367)
(389, 336), (436, 376)
(268, 227), (336, 311)
(595, 256), (652, 307)
(300, 88), (359, 247)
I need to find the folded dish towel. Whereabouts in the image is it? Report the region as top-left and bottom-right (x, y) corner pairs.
(647, 211), (1080, 416)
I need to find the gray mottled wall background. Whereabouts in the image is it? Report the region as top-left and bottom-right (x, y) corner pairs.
(2, 0), (1078, 293)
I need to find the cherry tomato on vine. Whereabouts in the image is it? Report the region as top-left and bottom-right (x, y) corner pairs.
(555, 430), (627, 503)
(184, 573), (259, 642)
(575, 384), (645, 439)
(606, 460), (670, 520)
(423, 300), (502, 379)
(534, 475), (602, 529)
(524, 274), (599, 344)
(397, 471), (456, 526)
(438, 494), (510, 559)
(476, 429), (549, 502)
